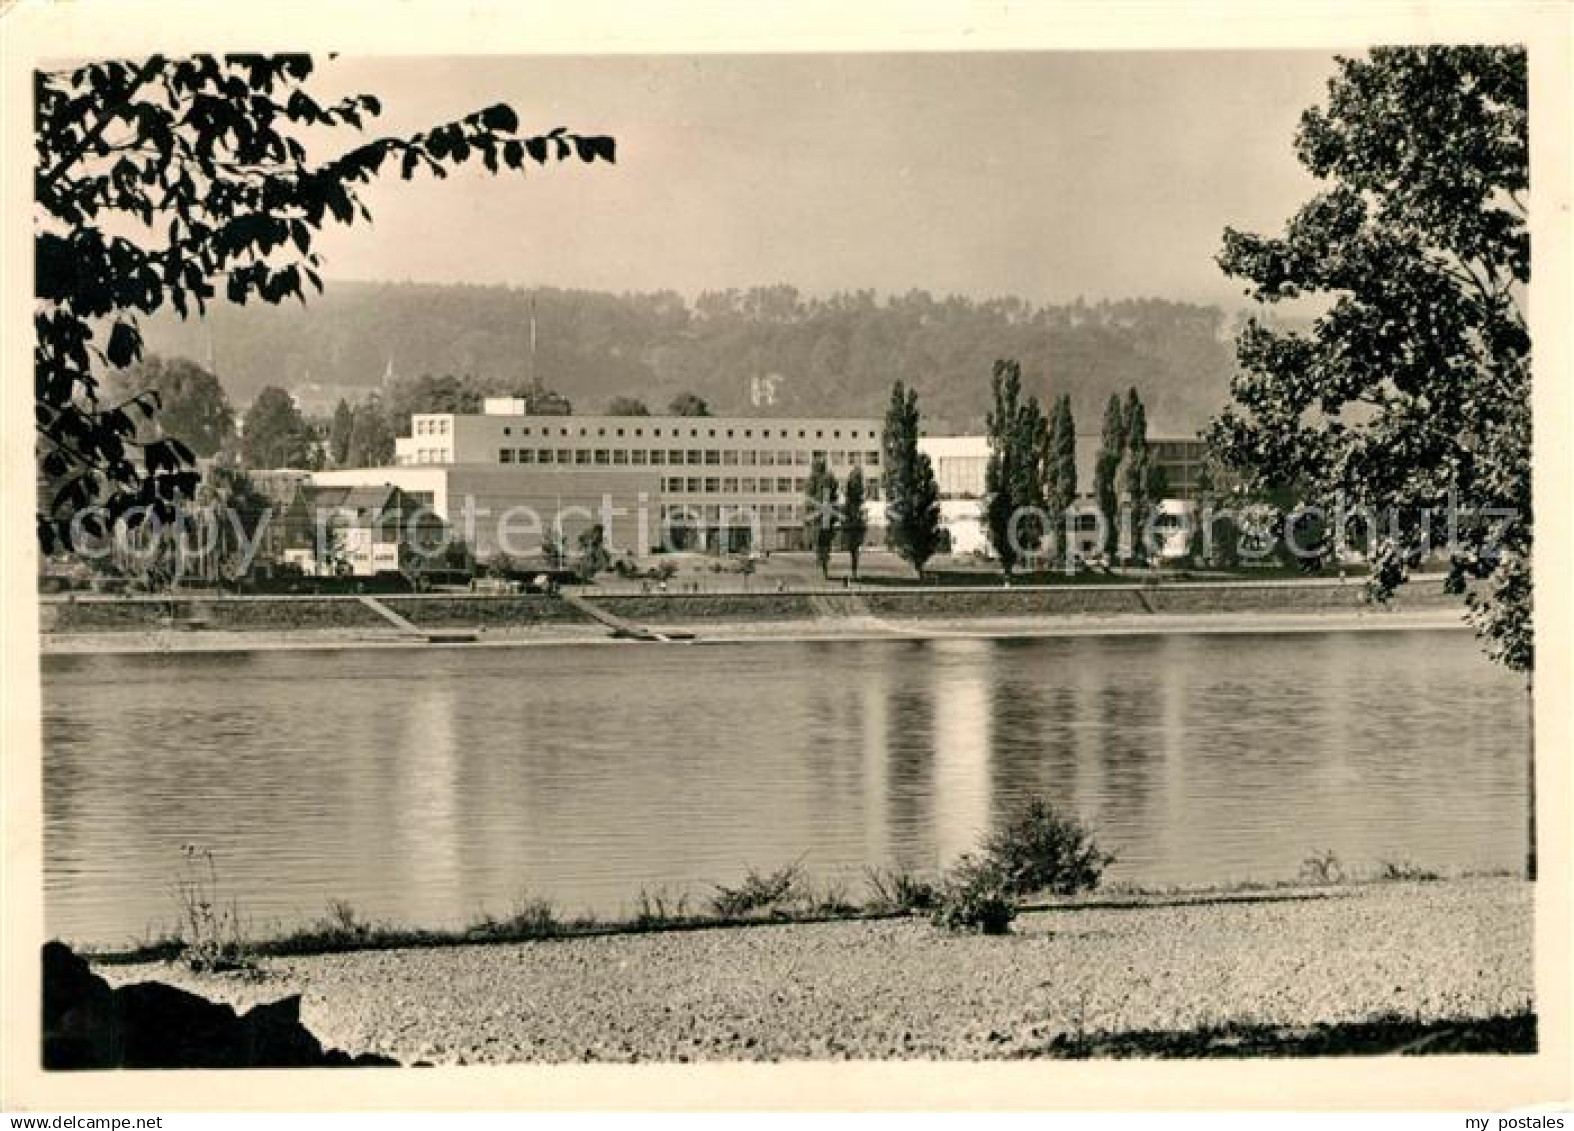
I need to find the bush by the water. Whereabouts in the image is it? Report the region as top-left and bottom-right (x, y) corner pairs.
(980, 799), (1114, 898)
(932, 799), (1112, 934)
(930, 854), (1017, 935)
(710, 862), (806, 918)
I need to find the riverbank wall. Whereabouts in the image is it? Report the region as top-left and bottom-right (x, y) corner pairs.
(38, 576), (1458, 635)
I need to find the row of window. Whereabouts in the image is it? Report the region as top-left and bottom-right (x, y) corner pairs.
(413, 419), (452, 436)
(497, 448), (879, 468)
(492, 423), (876, 441)
(657, 476), (883, 498)
(658, 503), (812, 524)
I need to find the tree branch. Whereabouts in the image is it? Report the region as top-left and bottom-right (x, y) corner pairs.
(40, 56), (166, 193)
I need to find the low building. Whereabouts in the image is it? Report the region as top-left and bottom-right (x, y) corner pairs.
(278, 483), (447, 577)
(309, 465), (660, 561)
(918, 433), (1208, 562)
(918, 433), (1208, 503)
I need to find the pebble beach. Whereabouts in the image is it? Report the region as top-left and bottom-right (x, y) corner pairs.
(95, 877), (1533, 1063)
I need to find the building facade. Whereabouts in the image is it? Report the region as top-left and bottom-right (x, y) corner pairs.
(303, 399), (1206, 564)
(919, 434), (1208, 503)
(278, 484), (447, 577)
(388, 400), (886, 554)
(310, 465), (660, 560)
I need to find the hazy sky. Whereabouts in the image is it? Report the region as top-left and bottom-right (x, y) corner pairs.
(308, 52), (1340, 306)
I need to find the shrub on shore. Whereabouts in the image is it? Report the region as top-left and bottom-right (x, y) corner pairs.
(980, 799), (1114, 899)
(931, 799), (1113, 934)
(710, 862), (806, 918)
(931, 854), (1017, 935)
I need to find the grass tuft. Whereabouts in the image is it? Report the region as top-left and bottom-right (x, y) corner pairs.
(710, 861), (807, 918)
(171, 845), (254, 973)
(863, 867), (939, 914)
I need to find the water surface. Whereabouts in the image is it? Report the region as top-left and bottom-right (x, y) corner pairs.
(42, 630), (1529, 944)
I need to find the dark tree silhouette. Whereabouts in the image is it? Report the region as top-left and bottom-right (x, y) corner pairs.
(1044, 394), (1077, 565)
(35, 53), (613, 550)
(1206, 46), (1532, 877)
(841, 466), (869, 579)
(1093, 393), (1126, 559)
(983, 359), (1047, 577)
(881, 381), (943, 580)
(327, 398), (355, 466)
(802, 456), (840, 578)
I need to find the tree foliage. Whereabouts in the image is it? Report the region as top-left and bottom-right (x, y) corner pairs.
(668, 391), (711, 417)
(1119, 388), (1153, 562)
(577, 523), (610, 579)
(105, 355), (236, 458)
(983, 359), (1047, 576)
(383, 372), (489, 422)
(841, 466), (869, 579)
(240, 386), (318, 469)
(197, 464), (273, 581)
(35, 52), (614, 551)
(605, 396), (650, 416)
(1044, 394), (1077, 563)
(327, 398), (355, 466)
(802, 456), (840, 578)
(1093, 394), (1126, 558)
(345, 398), (397, 466)
(881, 381), (943, 579)
(522, 376), (573, 416)
(1206, 46), (1530, 671)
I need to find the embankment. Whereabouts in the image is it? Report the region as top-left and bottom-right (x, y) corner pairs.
(39, 575), (1458, 636)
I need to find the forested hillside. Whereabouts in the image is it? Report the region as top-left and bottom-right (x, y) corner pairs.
(140, 281), (1256, 434)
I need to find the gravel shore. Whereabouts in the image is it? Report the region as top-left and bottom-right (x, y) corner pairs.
(96, 878), (1531, 1063)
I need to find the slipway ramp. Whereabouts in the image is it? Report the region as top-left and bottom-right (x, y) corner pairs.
(562, 592), (694, 642)
(356, 595), (477, 644)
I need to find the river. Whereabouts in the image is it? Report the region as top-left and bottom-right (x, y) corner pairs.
(41, 628), (1528, 945)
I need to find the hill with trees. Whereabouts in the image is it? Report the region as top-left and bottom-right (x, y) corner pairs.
(139, 280), (1262, 435)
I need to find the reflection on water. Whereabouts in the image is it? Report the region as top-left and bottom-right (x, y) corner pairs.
(932, 638), (992, 865)
(42, 630), (1529, 944)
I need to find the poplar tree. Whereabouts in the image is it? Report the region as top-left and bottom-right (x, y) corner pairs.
(983, 360), (1047, 577)
(983, 360), (1024, 576)
(1093, 394), (1126, 559)
(328, 399), (355, 466)
(803, 456), (840, 578)
(841, 466), (869, 580)
(1044, 394), (1078, 566)
(881, 381), (944, 580)
(1121, 389), (1152, 562)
